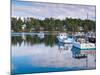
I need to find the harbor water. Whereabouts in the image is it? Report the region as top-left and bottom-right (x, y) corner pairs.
(11, 33), (96, 75)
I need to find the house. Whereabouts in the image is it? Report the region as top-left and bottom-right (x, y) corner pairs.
(22, 24), (26, 30)
(79, 26), (84, 31)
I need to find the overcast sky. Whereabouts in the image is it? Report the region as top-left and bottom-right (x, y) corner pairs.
(12, 0), (96, 20)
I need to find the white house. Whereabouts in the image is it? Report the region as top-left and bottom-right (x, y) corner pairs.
(22, 24), (26, 30)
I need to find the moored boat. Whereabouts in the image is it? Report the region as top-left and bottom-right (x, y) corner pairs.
(37, 32), (45, 39)
(57, 33), (75, 44)
(73, 38), (96, 50)
(85, 32), (96, 43)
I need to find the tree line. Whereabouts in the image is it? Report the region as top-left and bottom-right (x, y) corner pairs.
(11, 17), (96, 32)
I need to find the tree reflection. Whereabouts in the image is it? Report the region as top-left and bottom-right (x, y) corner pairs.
(12, 36), (23, 46)
(11, 34), (57, 47)
(44, 35), (57, 47)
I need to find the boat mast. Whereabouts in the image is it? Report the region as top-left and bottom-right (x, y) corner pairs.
(87, 13), (88, 20)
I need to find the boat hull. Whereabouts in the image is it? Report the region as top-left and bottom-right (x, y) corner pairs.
(88, 38), (96, 43)
(73, 42), (96, 50)
(73, 46), (96, 50)
(57, 37), (74, 44)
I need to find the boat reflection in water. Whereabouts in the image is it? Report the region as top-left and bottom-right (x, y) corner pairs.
(11, 33), (96, 75)
(57, 41), (73, 51)
(71, 45), (96, 69)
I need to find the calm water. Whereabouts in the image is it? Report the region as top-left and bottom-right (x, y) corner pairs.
(11, 33), (96, 75)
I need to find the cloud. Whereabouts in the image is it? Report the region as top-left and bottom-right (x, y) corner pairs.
(12, 43), (95, 68)
(12, 1), (96, 20)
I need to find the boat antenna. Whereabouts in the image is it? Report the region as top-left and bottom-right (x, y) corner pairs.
(87, 13), (88, 20)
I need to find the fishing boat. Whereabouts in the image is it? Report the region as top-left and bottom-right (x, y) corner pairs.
(57, 33), (75, 44)
(74, 32), (85, 38)
(73, 38), (96, 50)
(37, 32), (45, 39)
(85, 32), (96, 43)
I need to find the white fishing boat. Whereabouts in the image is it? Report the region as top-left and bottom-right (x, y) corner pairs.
(37, 32), (45, 39)
(73, 38), (96, 50)
(57, 33), (75, 44)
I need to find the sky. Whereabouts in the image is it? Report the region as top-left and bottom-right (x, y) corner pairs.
(12, 0), (96, 20)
